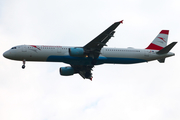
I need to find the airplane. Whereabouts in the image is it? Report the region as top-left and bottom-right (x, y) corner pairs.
(3, 20), (177, 80)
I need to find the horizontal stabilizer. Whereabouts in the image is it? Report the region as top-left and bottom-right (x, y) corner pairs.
(157, 42), (177, 54)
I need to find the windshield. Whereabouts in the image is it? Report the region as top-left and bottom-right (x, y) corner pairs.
(11, 47), (17, 49)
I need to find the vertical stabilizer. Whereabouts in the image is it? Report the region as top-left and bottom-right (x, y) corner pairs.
(146, 30), (169, 50)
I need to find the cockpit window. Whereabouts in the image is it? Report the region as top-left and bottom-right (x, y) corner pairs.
(11, 47), (17, 49)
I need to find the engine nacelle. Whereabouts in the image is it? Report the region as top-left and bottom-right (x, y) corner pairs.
(60, 66), (74, 76)
(69, 47), (85, 57)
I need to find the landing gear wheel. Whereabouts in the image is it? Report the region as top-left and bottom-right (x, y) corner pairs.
(22, 59), (26, 69)
(22, 65), (25, 69)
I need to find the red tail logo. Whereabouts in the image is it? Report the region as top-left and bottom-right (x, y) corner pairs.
(158, 37), (166, 43)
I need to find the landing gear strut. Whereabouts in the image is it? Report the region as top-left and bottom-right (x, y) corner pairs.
(22, 59), (26, 69)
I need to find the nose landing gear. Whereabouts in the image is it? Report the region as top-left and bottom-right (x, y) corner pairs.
(22, 59), (26, 69)
(22, 65), (25, 69)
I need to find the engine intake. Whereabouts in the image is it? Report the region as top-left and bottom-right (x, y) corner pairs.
(60, 66), (74, 76)
(69, 47), (85, 57)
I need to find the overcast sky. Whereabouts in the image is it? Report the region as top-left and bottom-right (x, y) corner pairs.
(1, 0), (180, 120)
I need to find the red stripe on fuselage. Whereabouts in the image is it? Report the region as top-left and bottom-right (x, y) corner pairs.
(30, 45), (41, 50)
(160, 30), (169, 35)
(146, 43), (163, 50)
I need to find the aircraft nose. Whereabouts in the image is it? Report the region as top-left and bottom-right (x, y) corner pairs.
(3, 51), (8, 58)
(3, 51), (13, 59)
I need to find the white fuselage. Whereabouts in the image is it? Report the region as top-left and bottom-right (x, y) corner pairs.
(3, 45), (174, 65)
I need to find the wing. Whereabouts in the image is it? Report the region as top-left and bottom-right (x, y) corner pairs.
(83, 20), (123, 59)
(71, 65), (94, 80)
(71, 20), (123, 80)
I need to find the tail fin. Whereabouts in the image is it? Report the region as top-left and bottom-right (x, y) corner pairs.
(146, 30), (169, 50)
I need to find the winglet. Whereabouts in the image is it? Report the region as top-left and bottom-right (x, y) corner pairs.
(120, 20), (123, 24)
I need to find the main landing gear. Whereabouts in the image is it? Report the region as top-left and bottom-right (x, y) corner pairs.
(22, 59), (26, 69)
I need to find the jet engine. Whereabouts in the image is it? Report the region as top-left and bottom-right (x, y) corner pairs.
(60, 66), (74, 76)
(69, 48), (85, 57)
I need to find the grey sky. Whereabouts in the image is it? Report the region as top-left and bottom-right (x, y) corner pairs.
(1, 0), (180, 120)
